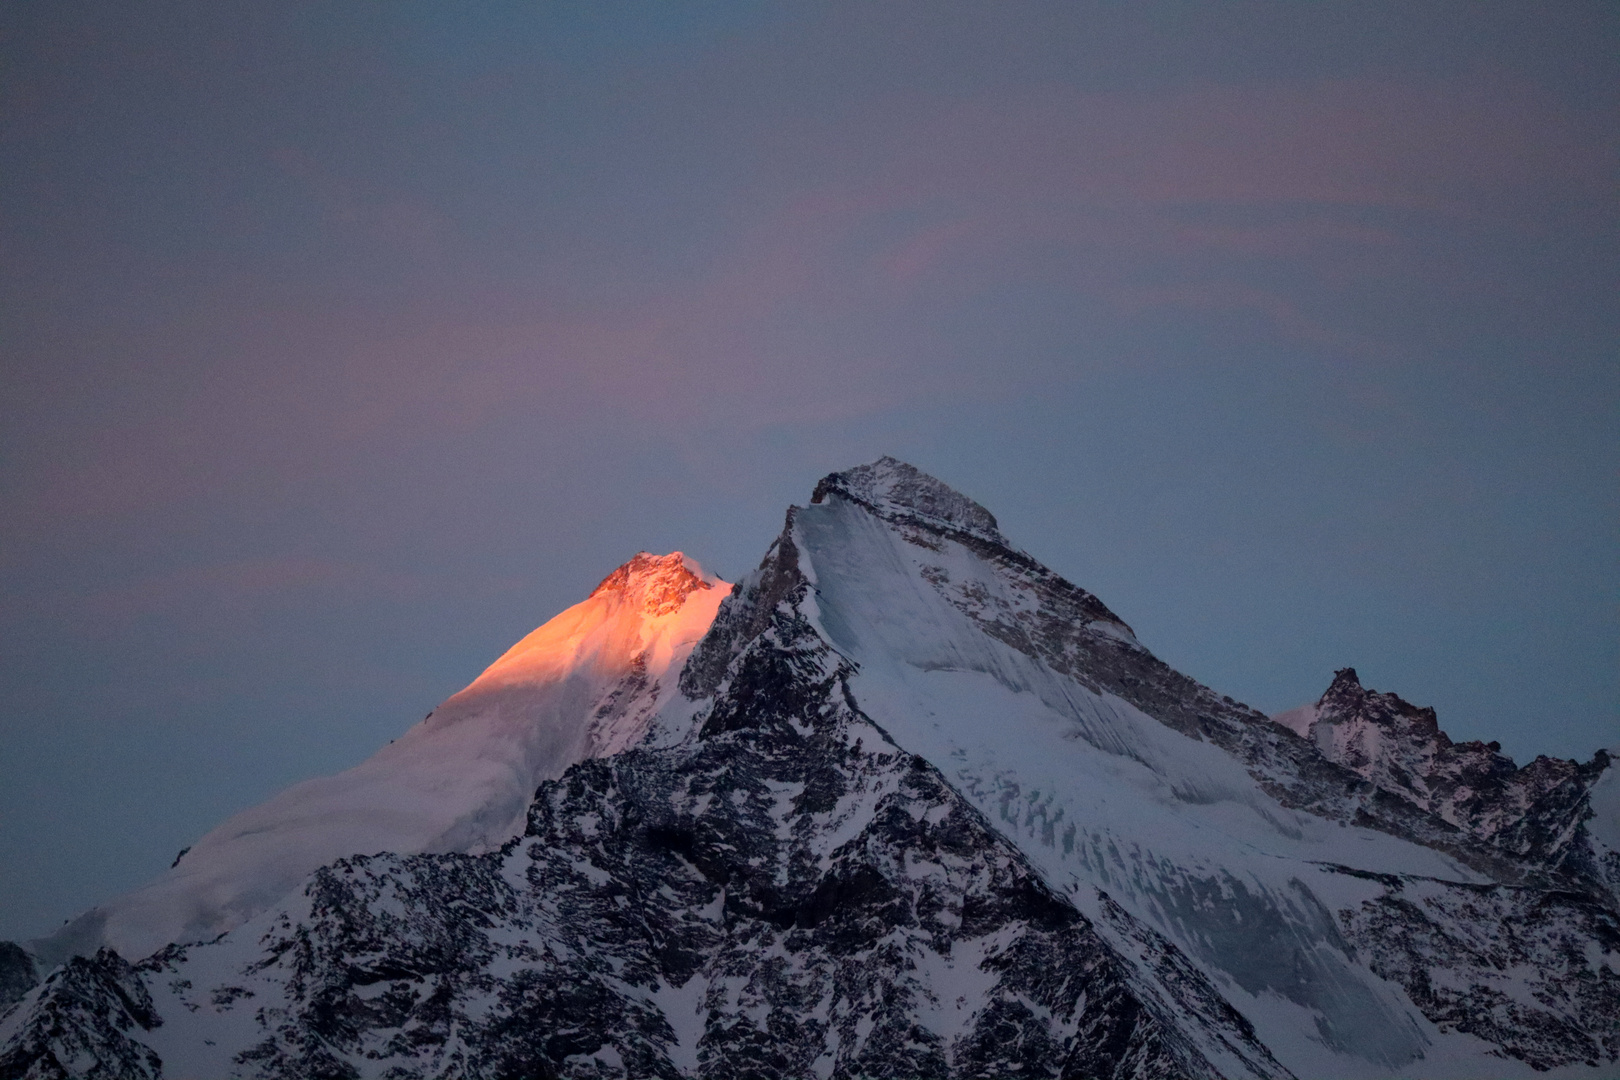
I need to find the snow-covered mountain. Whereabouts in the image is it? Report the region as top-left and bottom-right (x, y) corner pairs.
(26, 552), (728, 970)
(3, 459), (1616, 1079)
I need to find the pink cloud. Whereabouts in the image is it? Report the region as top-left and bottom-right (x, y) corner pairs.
(877, 220), (978, 282)
(271, 145), (453, 250)
(9, 72), (1609, 535)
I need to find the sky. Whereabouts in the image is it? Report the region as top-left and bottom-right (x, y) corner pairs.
(1, 0), (1615, 942)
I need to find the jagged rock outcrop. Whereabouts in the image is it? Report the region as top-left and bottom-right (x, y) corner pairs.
(0, 949), (161, 1080)
(1335, 872), (1620, 1072)
(1276, 667), (1616, 898)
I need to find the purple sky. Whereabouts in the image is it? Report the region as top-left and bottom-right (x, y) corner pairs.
(2, 1), (1616, 941)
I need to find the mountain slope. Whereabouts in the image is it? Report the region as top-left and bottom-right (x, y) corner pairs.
(27, 553), (728, 970)
(43, 581), (1287, 1080)
(2, 512), (1291, 1080)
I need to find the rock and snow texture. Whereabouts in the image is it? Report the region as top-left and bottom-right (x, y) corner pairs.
(725, 459), (1617, 1076)
(1273, 667), (1617, 900)
(1, 520), (1288, 1080)
(1587, 759), (1620, 902)
(27, 552), (728, 969)
(3, 459), (1617, 1079)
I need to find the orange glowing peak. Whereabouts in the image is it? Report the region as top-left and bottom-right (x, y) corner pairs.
(589, 551), (717, 615)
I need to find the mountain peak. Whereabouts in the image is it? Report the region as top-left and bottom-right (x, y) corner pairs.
(29, 549), (729, 968)
(810, 457), (1002, 540)
(1316, 667), (1441, 736)
(589, 551), (715, 616)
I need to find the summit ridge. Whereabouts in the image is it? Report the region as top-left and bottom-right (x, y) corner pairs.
(811, 456), (1004, 541)
(589, 551), (716, 615)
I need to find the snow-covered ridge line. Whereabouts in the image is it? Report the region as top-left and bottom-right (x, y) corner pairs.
(772, 463), (1618, 1075)
(800, 473), (1503, 875)
(693, 464), (1610, 899)
(663, 461), (1617, 1075)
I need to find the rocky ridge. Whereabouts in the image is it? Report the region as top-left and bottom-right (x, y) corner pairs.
(1277, 667), (1616, 901)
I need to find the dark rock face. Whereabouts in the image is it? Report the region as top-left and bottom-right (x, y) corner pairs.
(1336, 873), (1620, 1071)
(1295, 668), (1615, 896)
(0, 942), (37, 1011)
(0, 948), (161, 1080)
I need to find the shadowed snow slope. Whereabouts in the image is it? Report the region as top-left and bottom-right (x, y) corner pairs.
(676, 458), (1619, 1078)
(30, 553), (728, 967)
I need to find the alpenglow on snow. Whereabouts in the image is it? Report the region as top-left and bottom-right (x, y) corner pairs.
(2, 458), (1616, 1080)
